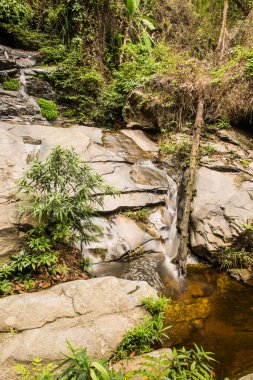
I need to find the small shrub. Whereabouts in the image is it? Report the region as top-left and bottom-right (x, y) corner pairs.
(159, 140), (191, 168)
(245, 50), (253, 77)
(55, 341), (114, 380)
(14, 358), (55, 380)
(0, 146), (118, 296)
(219, 225), (253, 270)
(2, 78), (19, 90)
(123, 208), (150, 223)
(201, 145), (217, 157)
(112, 296), (170, 362)
(133, 344), (216, 379)
(0, 279), (14, 295)
(39, 44), (67, 64)
(216, 119), (231, 130)
(219, 249), (253, 270)
(37, 98), (58, 121)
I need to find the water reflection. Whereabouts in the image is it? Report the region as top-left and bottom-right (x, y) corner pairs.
(164, 265), (253, 379)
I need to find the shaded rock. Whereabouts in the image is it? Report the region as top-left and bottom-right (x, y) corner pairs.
(190, 167), (253, 259)
(239, 375), (253, 380)
(26, 77), (55, 100)
(227, 269), (253, 286)
(123, 89), (159, 130)
(0, 277), (157, 366)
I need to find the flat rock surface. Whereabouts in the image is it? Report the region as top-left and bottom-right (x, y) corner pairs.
(0, 277), (157, 368)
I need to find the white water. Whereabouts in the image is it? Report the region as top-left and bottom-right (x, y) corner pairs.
(162, 175), (180, 280)
(19, 70), (41, 113)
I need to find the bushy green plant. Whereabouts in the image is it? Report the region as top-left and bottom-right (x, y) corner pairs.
(93, 42), (176, 127)
(112, 296), (170, 362)
(159, 140), (191, 168)
(0, 0), (32, 23)
(201, 145), (217, 157)
(219, 224), (253, 270)
(219, 249), (253, 270)
(37, 98), (58, 121)
(215, 119), (231, 130)
(18, 146), (118, 245)
(14, 358), (55, 380)
(245, 50), (253, 77)
(123, 208), (150, 223)
(0, 146), (118, 296)
(2, 78), (19, 91)
(39, 45), (67, 64)
(55, 341), (115, 380)
(49, 38), (104, 121)
(132, 345), (216, 379)
(14, 342), (220, 380)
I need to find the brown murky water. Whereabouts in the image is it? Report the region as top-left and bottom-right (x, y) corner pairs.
(164, 265), (253, 380)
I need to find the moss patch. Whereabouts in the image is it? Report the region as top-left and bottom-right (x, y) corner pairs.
(37, 98), (58, 121)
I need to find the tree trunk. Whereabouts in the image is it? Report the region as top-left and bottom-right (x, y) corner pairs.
(176, 98), (205, 277)
(216, 0), (229, 60)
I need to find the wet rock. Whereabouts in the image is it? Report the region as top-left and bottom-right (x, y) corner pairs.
(227, 269), (253, 286)
(0, 277), (157, 365)
(0, 122), (176, 271)
(25, 77), (55, 100)
(0, 89), (41, 120)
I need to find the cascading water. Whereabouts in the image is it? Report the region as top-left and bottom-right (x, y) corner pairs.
(161, 175), (180, 281)
(19, 69), (41, 114)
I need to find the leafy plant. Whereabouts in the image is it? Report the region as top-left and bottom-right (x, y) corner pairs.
(159, 140), (191, 168)
(49, 38), (104, 121)
(39, 45), (67, 64)
(55, 341), (114, 380)
(132, 345), (216, 379)
(122, 0), (156, 50)
(0, 146), (118, 296)
(37, 98), (58, 121)
(2, 78), (20, 90)
(123, 208), (150, 223)
(18, 146), (118, 246)
(245, 50), (253, 77)
(219, 249), (253, 270)
(0, 279), (14, 295)
(216, 119), (231, 130)
(201, 145), (217, 157)
(112, 296), (170, 362)
(14, 358), (55, 380)
(219, 224), (253, 270)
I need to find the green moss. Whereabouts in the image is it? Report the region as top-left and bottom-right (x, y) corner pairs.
(2, 78), (19, 91)
(37, 98), (58, 121)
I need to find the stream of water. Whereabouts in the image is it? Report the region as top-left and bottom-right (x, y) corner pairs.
(164, 265), (253, 380)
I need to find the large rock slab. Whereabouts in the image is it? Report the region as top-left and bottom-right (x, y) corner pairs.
(0, 277), (157, 366)
(0, 122), (174, 266)
(190, 166), (253, 258)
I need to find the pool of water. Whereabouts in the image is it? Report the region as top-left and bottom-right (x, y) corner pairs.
(164, 265), (253, 379)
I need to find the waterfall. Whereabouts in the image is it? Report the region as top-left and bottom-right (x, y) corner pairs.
(160, 176), (180, 281)
(19, 69), (41, 114)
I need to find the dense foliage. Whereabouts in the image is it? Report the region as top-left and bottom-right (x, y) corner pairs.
(14, 341), (218, 379)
